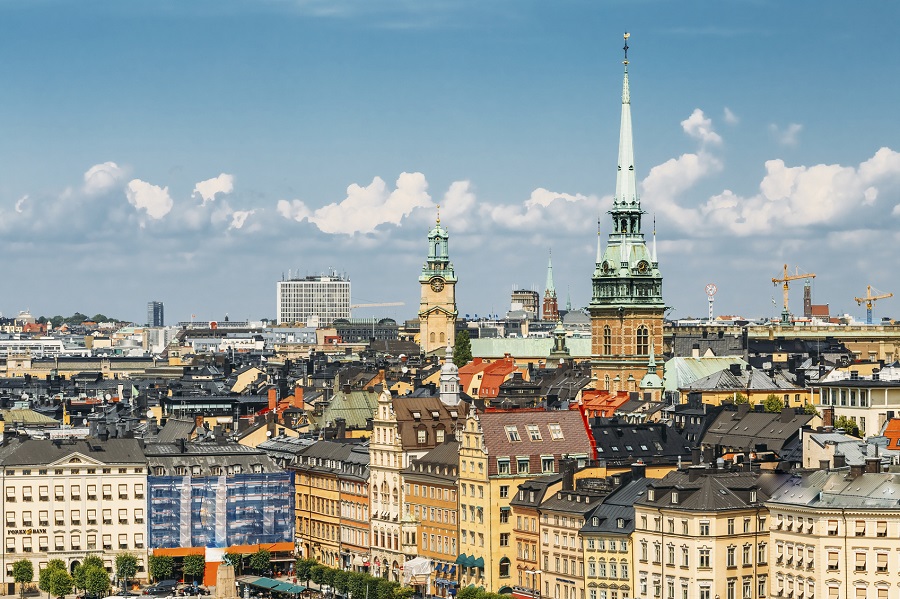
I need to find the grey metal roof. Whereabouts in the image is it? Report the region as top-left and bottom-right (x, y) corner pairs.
(0, 438), (147, 466)
(764, 470), (900, 509)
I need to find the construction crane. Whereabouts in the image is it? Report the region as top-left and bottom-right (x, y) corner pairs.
(772, 264), (816, 325)
(350, 302), (405, 310)
(855, 285), (893, 325)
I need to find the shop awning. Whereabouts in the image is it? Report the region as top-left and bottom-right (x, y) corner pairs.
(455, 554), (470, 566)
(472, 557), (485, 569)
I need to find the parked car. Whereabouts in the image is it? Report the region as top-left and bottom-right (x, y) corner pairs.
(176, 584), (209, 596)
(144, 581), (179, 596)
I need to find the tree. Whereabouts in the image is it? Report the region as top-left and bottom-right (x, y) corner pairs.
(310, 566), (328, 586)
(12, 559), (34, 599)
(732, 392), (750, 404)
(295, 559), (316, 586)
(115, 554), (138, 592)
(835, 415), (862, 437)
(458, 587), (480, 599)
(39, 561), (66, 599)
(453, 330), (472, 367)
(331, 571), (349, 596)
(803, 403), (819, 416)
(83, 567), (111, 599)
(148, 555), (175, 583)
(248, 549), (271, 576)
(376, 579), (398, 599)
(393, 587), (415, 599)
(183, 554), (206, 584)
(48, 570), (74, 599)
(763, 394), (786, 413)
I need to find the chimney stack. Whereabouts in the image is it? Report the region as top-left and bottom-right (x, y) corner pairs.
(691, 447), (702, 466)
(560, 458), (577, 491)
(833, 453), (846, 468)
(818, 459), (830, 472)
(631, 462), (647, 480)
(865, 457), (881, 474)
(848, 463), (865, 479)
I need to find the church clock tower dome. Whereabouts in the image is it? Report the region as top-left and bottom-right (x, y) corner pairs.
(419, 209), (458, 355)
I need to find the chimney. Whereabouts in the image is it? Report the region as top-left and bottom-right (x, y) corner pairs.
(833, 453), (846, 468)
(702, 447), (714, 464)
(818, 459), (830, 472)
(780, 407), (794, 423)
(729, 363), (742, 376)
(178, 437), (187, 454)
(691, 447), (702, 466)
(335, 417), (347, 440)
(268, 387), (278, 412)
(560, 458), (577, 491)
(631, 462), (646, 480)
(848, 463), (865, 480)
(293, 386), (304, 409)
(865, 457), (881, 474)
(688, 465), (704, 482)
(821, 405), (834, 428)
(692, 343), (700, 359)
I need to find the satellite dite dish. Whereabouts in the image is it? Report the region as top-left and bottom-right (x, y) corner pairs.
(266, 431), (272, 437)
(146, 410), (154, 419)
(104, 393), (112, 401)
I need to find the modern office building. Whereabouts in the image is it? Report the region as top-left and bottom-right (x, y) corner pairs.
(147, 301), (164, 327)
(276, 274), (351, 326)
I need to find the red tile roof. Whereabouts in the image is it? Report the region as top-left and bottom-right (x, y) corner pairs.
(577, 390), (631, 418)
(883, 418), (900, 449)
(479, 356), (519, 399)
(479, 409), (593, 476)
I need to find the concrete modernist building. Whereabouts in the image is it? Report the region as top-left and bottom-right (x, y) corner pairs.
(276, 273), (351, 326)
(0, 438), (149, 594)
(764, 465), (900, 599)
(590, 37), (665, 393)
(147, 301), (164, 327)
(418, 215), (458, 354)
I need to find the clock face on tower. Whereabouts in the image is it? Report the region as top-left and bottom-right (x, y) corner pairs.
(430, 277), (445, 292)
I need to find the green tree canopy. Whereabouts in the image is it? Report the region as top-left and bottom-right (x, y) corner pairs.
(48, 570), (74, 599)
(803, 403), (819, 416)
(39, 561), (67, 597)
(183, 554), (206, 583)
(763, 393), (786, 413)
(83, 567), (111, 598)
(835, 415), (862, 437)
(115, 554), (138, 591)
(393, 587), (415, 599)
(453, 329), (472, 367)
(309, 566), (328, 586)
(295, 559), (316, 585)
(248, 549), (271, 575)
(331, 571), (349, 595)
(12, 559), (34, 599)
(148, 555), (175, 583)
(732, 392), (749, 404)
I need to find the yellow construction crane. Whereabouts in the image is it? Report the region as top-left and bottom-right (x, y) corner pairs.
(855, 285), (893, 324)
(772, 264), (816, 324)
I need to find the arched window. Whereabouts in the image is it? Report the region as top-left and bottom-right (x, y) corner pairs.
(499, 557), (510, 578)
(603, 325), (612, 355)
(430, 332), (436, 343)
(588, 559), (596, 577)
(440, 332), (446, 343)
(636, 326), (649, 355)
(609, 559), (618, 579)
(604, 375), (610, 390)
(392, 487), (399, 505)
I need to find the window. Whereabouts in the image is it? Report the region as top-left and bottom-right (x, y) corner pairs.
(417, 429), (426, 444)
(728, 518), (735, 535)
(499, 557), (510, 578)
(727, 546), (736, 567)
(548, 424), (564, 440)
(527, 425), (542, 441)
(542, 457), (555, 473)
(877, 521), (887, 537)
(603, 325), (612, 355)
(517, 458), (530, 474)
(436, 429), (445, 443)
(828, 520), (838, 535)
(87, 510), (97, 525)
(500, 485), (509, 498)
(498, 459), (511, 475)
(855, 552), (866, 572)
(877, 553), (888, 573)
(743, 544), (751, 566)
(699, 521), (710, 536)
(828, 552), (839, 571)
(505, 426), (521, 442)
(856, 520), (866, 536)
(500, 533), (509, 547)
(636, 326), (649, 355)
(699, 548), (711, 568)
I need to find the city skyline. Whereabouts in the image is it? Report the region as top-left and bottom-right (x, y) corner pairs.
(1, 1), (899, 324)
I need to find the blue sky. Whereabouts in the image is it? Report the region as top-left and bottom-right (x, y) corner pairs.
(1, 0), (900, 325)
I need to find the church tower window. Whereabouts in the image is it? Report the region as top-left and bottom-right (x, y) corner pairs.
(603, 325), (612, 355)
(636, 326), (649, 355)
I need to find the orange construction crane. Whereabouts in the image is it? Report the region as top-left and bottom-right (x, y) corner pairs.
(855, 285), (893, 324)
(772, 264), (816, 323)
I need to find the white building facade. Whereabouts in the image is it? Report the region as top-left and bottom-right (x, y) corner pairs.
(276, 275), (351, 326)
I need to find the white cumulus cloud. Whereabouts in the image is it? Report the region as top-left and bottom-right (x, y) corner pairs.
(723, 107), (739, 125)
(193, 173), (235, 206)
(278, 172), (432, 235)
(83, 161), (127, 195)
(126, 179), (174, 220)
(681, 109), (722, 145)
(229, 209), (256, 230)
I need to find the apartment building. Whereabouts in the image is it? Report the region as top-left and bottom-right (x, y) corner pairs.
(402, 441), (459, 597)
(338, 444), (371, 572)
(633, 468), (772, 599)
(764, 463), (900, 599)
(509, 474), (564, 599)
(0, 438), (149, 594)
(293, 441), (348, 568)
(457, 409), (593, 591)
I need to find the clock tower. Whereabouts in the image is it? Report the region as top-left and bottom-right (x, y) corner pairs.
(418, 212), (458, 354)
(590, 34), (665, 393)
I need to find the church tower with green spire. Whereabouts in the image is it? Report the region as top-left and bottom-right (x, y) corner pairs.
(542, 250), (559, 321)
(419, 209), (458, 354)
(590, 33), (665, 393)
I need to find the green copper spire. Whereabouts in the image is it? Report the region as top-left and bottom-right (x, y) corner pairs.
(545, 249), (556, 294)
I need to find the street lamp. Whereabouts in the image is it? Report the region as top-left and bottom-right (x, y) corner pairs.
(524, 569), (541, 599)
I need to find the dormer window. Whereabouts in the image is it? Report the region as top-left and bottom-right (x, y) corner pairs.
(648, 489), (656, 501)
(592, 517), (600, 526)
(505, 426), (521, 442)
(432, 411), (440, 420)
(671, 491), (679, 504)
(617, 518), (625, 528)
(412, 411), (422, 420)
(750, 490), (758, 503)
